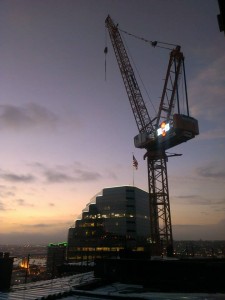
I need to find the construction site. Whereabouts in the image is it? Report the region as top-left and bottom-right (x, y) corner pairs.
(87, 14), (223, 293)
(1, 2), (225, 298)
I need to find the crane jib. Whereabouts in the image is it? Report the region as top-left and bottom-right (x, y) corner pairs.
(105, 15), (153, 134)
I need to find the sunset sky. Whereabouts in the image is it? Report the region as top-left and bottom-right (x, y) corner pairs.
(0, 0), (224, 245)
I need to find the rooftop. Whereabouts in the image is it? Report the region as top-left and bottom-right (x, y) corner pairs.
(1, 271), (224, 300)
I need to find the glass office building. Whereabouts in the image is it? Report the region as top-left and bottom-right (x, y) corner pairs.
(67, 186), (150, 262)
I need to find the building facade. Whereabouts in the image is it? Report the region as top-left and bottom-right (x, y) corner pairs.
(46, 242), (67, 278)
(67, 186), (150, 262)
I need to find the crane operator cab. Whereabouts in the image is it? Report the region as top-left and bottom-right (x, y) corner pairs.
(134, 113), (199, 151)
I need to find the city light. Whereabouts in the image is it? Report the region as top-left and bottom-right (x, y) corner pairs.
(157, 122), (170, 137)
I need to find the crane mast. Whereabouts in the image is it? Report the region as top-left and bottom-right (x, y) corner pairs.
(105, 15), (199, 256)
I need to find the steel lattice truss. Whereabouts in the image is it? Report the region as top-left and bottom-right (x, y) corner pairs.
(155, 47), (184, 129)
(106, 15), (154, 134)
(147, 154), (173, 255)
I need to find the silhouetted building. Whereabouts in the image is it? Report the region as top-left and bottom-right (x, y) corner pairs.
(46, 242), (67, 278)
(67, 186), (150, 262)
(218, 0), (225, 35)
(0, 252), (14, 291)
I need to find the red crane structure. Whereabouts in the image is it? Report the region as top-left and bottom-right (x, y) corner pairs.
(105, 15), (199, 256)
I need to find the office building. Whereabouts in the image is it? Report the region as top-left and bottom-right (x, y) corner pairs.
(46, 242), (67, 278)
(67, 186), (150, 262)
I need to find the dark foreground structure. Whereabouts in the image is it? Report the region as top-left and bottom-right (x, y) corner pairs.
(95, 257), (225, 293)
(0, 252), (14, 291)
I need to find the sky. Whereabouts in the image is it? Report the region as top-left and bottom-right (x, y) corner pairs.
(0, 0), (224, 245)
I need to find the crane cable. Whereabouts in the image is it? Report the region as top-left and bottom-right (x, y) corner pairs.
(121, 31), (157, 116)
(118, 27), (179, 50)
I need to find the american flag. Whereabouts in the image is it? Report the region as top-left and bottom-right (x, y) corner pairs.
(133, 155), (138, 170)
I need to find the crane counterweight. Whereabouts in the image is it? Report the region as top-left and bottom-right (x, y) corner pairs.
(134, 114), (199, 150)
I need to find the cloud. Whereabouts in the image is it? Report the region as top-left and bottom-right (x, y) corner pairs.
(0, 161), (102, 186)
(0, 221), (72, 244)
(27, 223), (55, 228)
(0, 230), (68, 245)
(104, 170), (118, 180)
(189, 53), (225, 123)
(15, 199), (34, 207)
(174, 194), (225, 207)
(0, 171), (35, 183)
(43, 168), (101, 183)
(20, 221), (72, 229)
(31, 162), (102, 184)
(0, 201), (6, 211)
(177, 195), (197, 200)
(0, 103), (58, 131)
(198, 128), (225, 140)
(173, 219), (225, 240)
(196, 161), (225, 179)
(72, 162), (102, 181)
(44, 170), (75, 183)
(74, 169), (101, 182)
(0, 185), (15, 198)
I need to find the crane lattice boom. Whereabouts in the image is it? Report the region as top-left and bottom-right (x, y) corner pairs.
(105, 15), (154, 134)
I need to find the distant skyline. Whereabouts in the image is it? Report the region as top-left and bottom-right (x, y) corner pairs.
(0, 0), (224, 245)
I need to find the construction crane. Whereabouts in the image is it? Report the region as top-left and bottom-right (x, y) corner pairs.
(105, 15), (199, 256)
